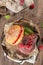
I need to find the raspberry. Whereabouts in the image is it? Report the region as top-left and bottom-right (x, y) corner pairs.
(29, 4), (34, 9)
(20, 0), (24, 5)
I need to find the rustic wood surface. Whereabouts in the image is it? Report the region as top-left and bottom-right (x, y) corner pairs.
(0, 0), (43, 65)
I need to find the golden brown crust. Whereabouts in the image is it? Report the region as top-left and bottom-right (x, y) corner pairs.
(5, 25), (24, 45)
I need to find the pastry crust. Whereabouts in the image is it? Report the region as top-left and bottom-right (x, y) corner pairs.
(5, 25), (24, 45)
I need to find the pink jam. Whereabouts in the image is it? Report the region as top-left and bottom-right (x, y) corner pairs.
(18, 34), (37, 55)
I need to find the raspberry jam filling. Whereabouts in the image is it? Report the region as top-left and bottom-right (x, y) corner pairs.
(18, 34), (37, 54)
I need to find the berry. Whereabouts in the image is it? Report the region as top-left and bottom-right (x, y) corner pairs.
(38, 45), (43, 50)
(20, 0), (24, 5)
(29, 4), (34, 9)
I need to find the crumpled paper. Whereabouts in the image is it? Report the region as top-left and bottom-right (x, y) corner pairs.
(4, 46), (38, 64)
(0, 0), (34, 13)
(3, 21), (39, 64)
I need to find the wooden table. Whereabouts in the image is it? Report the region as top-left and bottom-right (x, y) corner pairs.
(0, 1), (43, 65)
